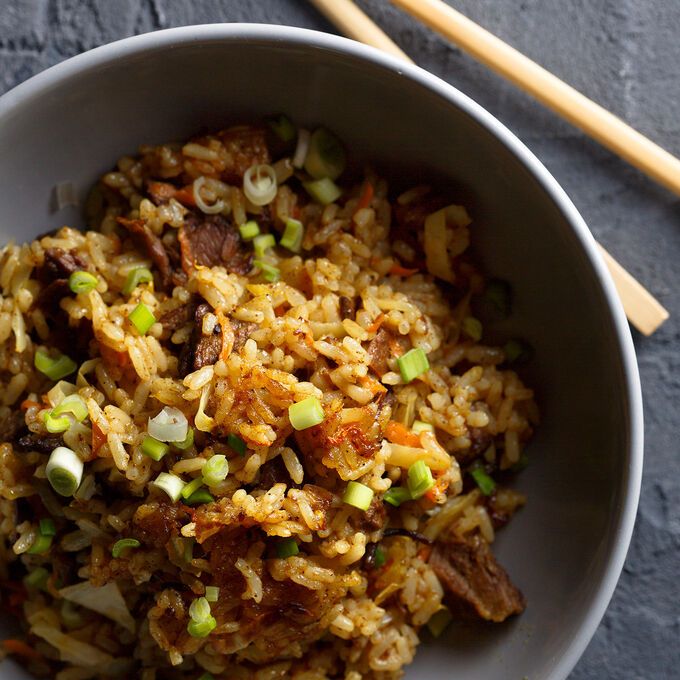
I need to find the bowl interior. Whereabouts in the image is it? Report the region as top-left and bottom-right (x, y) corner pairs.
(0, 26), (639, 680)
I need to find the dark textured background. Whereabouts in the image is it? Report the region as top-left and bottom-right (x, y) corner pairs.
(1, 1), (678, 678)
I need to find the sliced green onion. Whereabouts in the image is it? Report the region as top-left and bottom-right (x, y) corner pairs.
(253, 233), (276, 259)
(44, 411), (71, 433)
(202, 455), (229, 487)
(185, 489), (215, 506)
(151, 472), (185, 502)
(254, 260), (280, 282)
(180, 477), (204, 500)
(470, 466), (496, 496)
(427, 607), (453, 637)
(268, 114), (296, 142)
(483, 279), (512, 317)
(46, 446), (83, 497)
(187, 616), (217, 638)
(412, 420), (434, 434)
(243, 164), (278, 206)
(303, 177), (342, 205)
(24, 567), (50, 591)
(227, 433), (246, 456)
(511, 452), (529, 473)
(68, 271), (98, 294)
(141, 435), (169, 461)
(239, 220), (260, 240)
(52, 394), (88, 422)
(397, 347), (430, 383)
(28, 532), (53, 555)
(276, 537), (299, 559)
(280, 218), (304, 253)
(128, 302), (156, 335)
(304, 128), (346, 180)
(503, 339), (533, 365)
(373, 545), (386, 569)
(189, 597), (211, 622)
(122, 266), (153, 295)
(461, 316), (483, 342)
(148, 406), (188, 443)
(35, 349), (77, 381)
(172, 427), (194, 451)
(288, 396), (325, 431)
(383, 486), (411, 507)
(292, 129), (311, 168)
(342, 481), (374, 511)
(39, 518), (56, 536)
(184, 538), (194, 563)
(112, 538), (141, 558)
(407, 460), (435, 499)
(204, 586), (220, 603)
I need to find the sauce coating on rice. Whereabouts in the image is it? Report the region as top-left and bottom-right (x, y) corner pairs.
(0, 117), (538, 678)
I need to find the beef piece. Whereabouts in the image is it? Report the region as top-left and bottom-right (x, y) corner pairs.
(35, 279), (70, 314)
(194, 334), (222, 370)
(339, 295), (356, 321)
(37, 248), (87, 284)
(258, 456), (290, 489)
(178, 303), (222, 376)
(15, 433), (64, 454)
(132, 502), (184, 549)
(429, 533), (525, 622)
(159, 302), (196, 333)
(178, 213), (252, 275)
(367, 327), (393, 376)
(231, 318), (257, 352)
(353, 497), (387, 533)
(117, 217), (173, 288)
(216, 125), (270, 184)
(393, 193), (449, 268)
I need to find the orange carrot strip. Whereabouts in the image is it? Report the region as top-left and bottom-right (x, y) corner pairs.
(389, 263), (419, 277)
(3, 639), (41, 660)
(173, 186), (197, 207)
(147, 181), (177, 202)
(20, 399), (40, 411)
(91, 422), (106, 456)
(354, 181), (374, 214)
(385, 421), (421, 448)
(366, 314), (385, 334)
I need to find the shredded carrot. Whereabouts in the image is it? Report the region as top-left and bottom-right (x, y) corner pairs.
(424, 475), (450, 503)
(389, 263), (419, 277)
(3, 639), (41, 660)
(366, 314), (384, 334)
(100, 344), (130, 368)
(385, 421), (421, 447)
(354, 181), (374, 214)
(173, 185), (197, 207)
(20, 399), (40, 411)
(361, 376), (387, 396)
(417, 545), (432, 562)
(147, 181), (177, 202)
(91, 422), (106, 457)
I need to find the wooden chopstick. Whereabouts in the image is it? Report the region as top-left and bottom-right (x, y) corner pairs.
(309, 0), (669, 335)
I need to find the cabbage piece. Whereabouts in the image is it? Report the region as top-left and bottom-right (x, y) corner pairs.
(59, 581), (135, 633)
(31, 624), (113, 668)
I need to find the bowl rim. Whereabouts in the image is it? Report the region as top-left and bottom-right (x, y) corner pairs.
(0, 23), (643, 680)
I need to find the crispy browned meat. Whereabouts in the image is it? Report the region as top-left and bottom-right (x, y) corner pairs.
(231, 318), (257, 353)
(367, 328), (393, 376)
(429, 533), (525, 622)
(216, 125), (270, 184)
(132, 502), (185, 549)
(178, 303), (222, 376)
(178, 213), (252, 275)
(14, 432), (64, 454)
(258, 456), (290, 489)
(158, 301), (196, 333)
(352, 497), (387, 533)
(37, 247), (87, 283)
(117, 217), (173, 289)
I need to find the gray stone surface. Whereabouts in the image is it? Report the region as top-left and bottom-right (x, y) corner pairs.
(1, 1), (678, 677)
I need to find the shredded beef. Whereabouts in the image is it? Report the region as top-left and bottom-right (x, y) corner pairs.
(429, 533), (525, 623)
(117, 217), (173, 288)
(15, 433), (64, 454)
(36, 248), (87, 284)
(231, 318), (257, 352)
(258, 456), (290, 489)
(159, 301), (196, 333)
(178, 213), (252, 275)
(132, 502), (185, 549)
(216, 125), (270, 184)
(367, 328), (393, 376)
(178, 303), (222, 376)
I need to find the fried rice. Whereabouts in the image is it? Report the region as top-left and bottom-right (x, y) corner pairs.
(0, 118), (538, 679)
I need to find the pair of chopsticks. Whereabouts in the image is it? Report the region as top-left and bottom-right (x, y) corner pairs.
(310, 0), (670, 336)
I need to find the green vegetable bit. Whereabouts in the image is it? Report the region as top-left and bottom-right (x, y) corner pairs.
(184, 489), (215, 506)
(180, 477), (204, 500)
(407, 460), (435, 499)
(461, 316), (483, 342)
(68, 271), (98, 294)
(383, 487), (411, 507)
(39, 518), (56, 536)
(227, 433), (247, 456)
(304, 128), (346, 180)
(128, 302), (156, 335)
(34, 349), (77, 381)
(239, 220), (260, 240)
(141, 435), (169, 461)
(303, 177), (342, 206)
(267, 114), (296, 142)
(470, 466), (496, 496)
(276, 537), (299, 559)
(288, 397), (325, 431)
(172, 428), (195, 451)
(254, 260), (280, 282)
(342, 481), (374, 511)
(122, 267), (153, 295)
(280, 218), (304, 253)
(373, 545), (386, 569)
(202, 454), (229, 487)
(396, 347), (430, 383)
(427, 607), (453, 637)
(112, 538), (141, 558)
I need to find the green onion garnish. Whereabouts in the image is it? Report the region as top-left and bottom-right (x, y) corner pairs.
(227, 433), (246, 456)
(184, 489), (215, 506)
(280, 218), (304, 253)
(373, 545), (386, 569)
(342, 481), (374, 511)
(288, 396), (325, 431)
(68, 271), (98, 294)
(383, 486), (411, 507)
(187, 617), (217, 638)
(253, 233), (276, 259)
(304, 128), (346, 180)
(427, 607), (453, 637)
(35, 349), (77, 381)
(470, 466), (496, 496)
(412, 420), (434, 434)
(141, 435), (169, 461)
(172, 428), (194, 451)
(52, 394), (88, 422)
(268, 114), (296, 142)
(276, 537), (299, 559)
(180, 477), (204, 500)
(128, 302), (156, 335)
(396, 347), (430, 383)
(24, 567), (50, 591)
(39, 518), (56, 536)
(202, 454), (229, 487)
(44, 410), (71, 433)
(503, 339), (533, 364)
(205, 586), (220, 603)
(27, 532), (53, 555)
(122, 266), (153, 296)
(303, 177), (342, 205)
(254, 260), (280, 282)
(407, 460), (435, 499)
(461, 316), (483, 342)
(189, 596), (211, 621)
(45, 446), (83, 497)
(184, 538), (194, 563)
(151, 472), (185, 502)
(239, 220), (260, 240)
(111, 538), (141, 558)
(483, 279), (512, 317)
